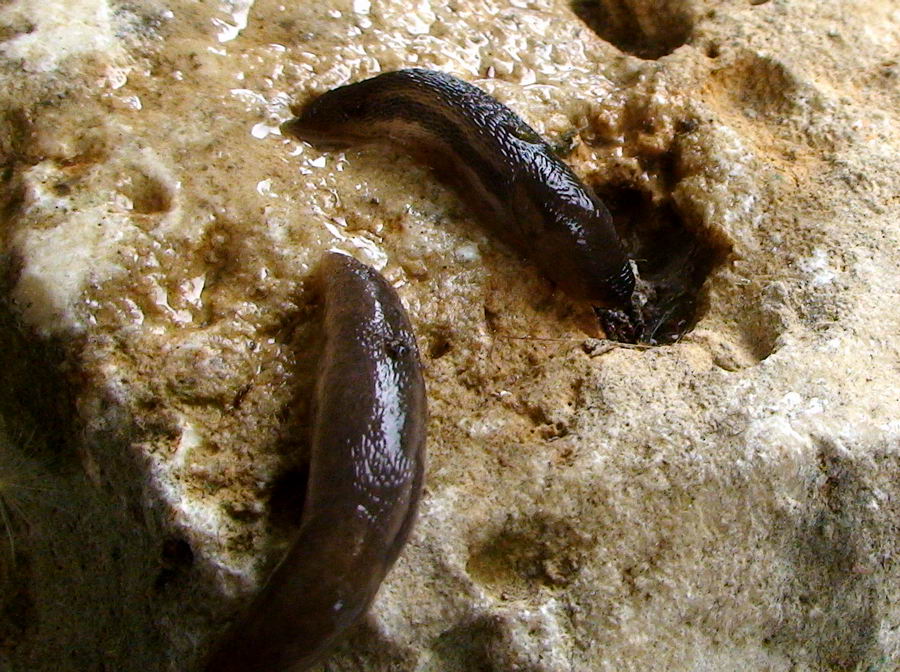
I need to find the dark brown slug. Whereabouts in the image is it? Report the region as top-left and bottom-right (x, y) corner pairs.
(283, 68), (638, 329)
(206, 252), (427, 672)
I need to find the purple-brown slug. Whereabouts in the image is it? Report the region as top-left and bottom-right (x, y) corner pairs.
(283, 69), (638, 328)
(206, 252), (426, 672)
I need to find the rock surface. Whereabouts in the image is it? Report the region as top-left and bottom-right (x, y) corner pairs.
(1, 0), (899, 670)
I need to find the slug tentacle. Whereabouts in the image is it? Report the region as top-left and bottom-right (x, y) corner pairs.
(283, 68), (637, 317)
(206, 252), (426, 672)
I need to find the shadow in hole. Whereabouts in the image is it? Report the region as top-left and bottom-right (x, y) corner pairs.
(571, 0), (694, 60)
(595, 185), (730, 344)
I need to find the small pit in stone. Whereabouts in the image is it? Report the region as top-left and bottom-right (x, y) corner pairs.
(595, 184), (731, 344)
(427, 330), (453, 360)
(117, 169), (175, 214)
(467, 517), (589, 599)
(571, 0), (694, 60)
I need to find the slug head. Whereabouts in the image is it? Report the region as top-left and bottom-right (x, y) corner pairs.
(282, 82), (378, 149)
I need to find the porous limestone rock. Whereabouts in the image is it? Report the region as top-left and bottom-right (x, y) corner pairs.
(0, 0), (898, 670)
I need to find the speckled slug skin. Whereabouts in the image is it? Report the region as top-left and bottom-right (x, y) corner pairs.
(205, 252), (426, 672)
(284, 68), (637, 314)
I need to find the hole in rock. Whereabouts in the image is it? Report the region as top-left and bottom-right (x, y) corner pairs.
(594, 184), (731, 344)
(118, 170), (174, 214)
(427, 330), (453, 359)
(571, 0), (694, 60)
(154, 537), (194, 591)
(160, 537), (194, 569)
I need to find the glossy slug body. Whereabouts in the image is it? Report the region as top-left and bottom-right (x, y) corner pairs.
(206, 252), (426, 672)
(284, 68), (636, 313)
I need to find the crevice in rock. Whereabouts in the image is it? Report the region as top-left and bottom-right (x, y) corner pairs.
(571, 0), (694, 60)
